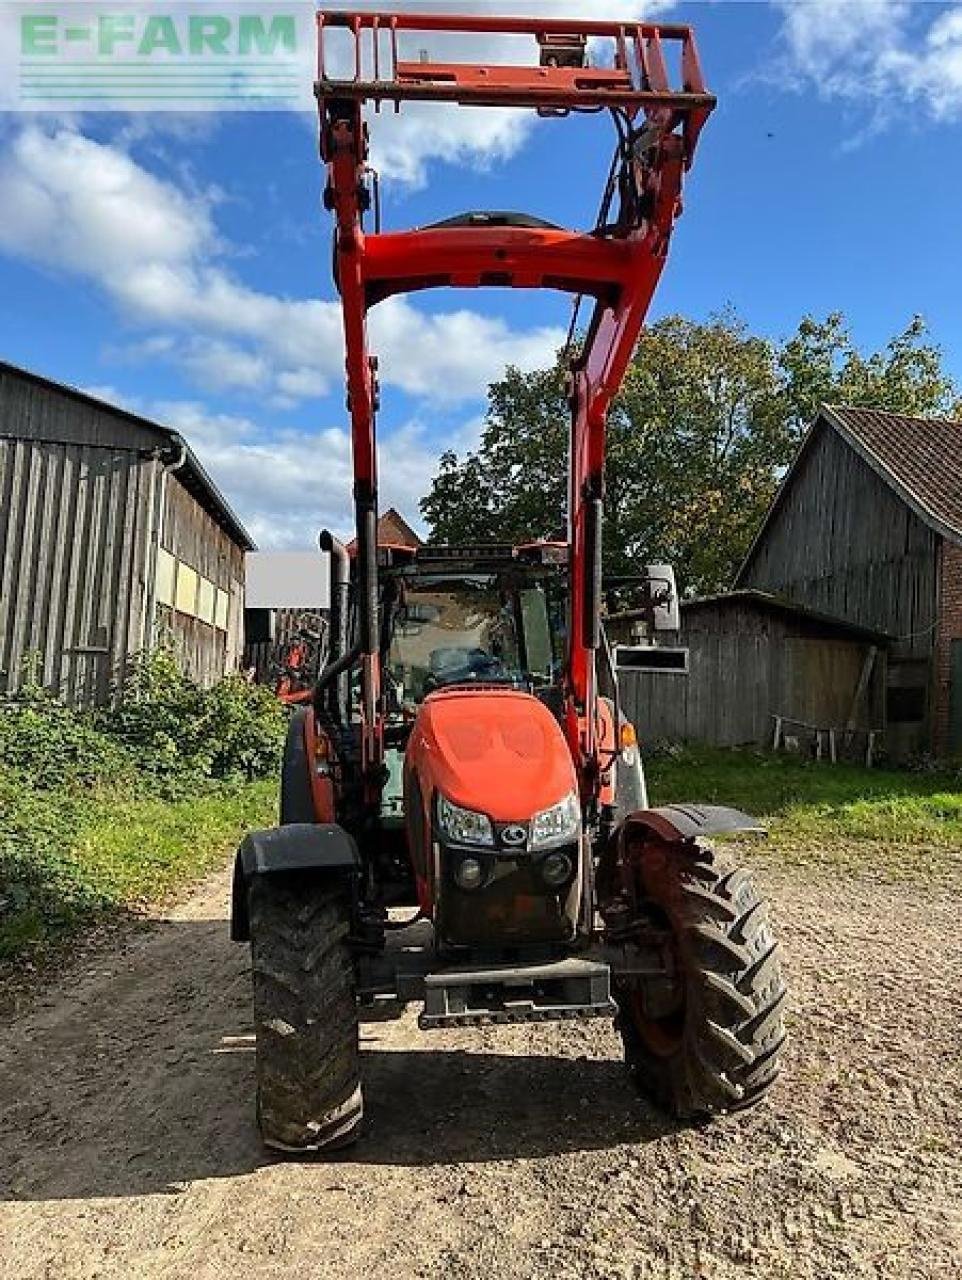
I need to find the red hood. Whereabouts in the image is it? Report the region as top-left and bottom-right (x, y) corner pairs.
(407, 688), (577, 823)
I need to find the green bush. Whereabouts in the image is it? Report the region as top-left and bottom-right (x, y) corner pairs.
(0, 687), (135, 790)
(101, 649), (286, 783)
(0, 652), (286, 961)
(0, 650), (286, 789)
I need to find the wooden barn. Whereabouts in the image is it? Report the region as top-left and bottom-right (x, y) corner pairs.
(736, 403), (962, 760)
(613, 591), (886, 754)
(0, 360), (254, 705)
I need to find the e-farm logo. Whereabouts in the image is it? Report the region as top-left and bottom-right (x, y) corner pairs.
(9, 3), (314, 110)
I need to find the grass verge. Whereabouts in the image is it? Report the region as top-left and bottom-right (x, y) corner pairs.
(646, 746), (962, 881)
(0, 773), (276, 961)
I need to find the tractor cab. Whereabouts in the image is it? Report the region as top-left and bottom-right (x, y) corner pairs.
(382, 543), (567, 714)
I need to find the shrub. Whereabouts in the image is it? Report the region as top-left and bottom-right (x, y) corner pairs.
(0, 687), (134, 791)
(0, 650), (285, 960)
(101, 649), (285, 783)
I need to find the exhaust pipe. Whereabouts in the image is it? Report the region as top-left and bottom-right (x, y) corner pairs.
(318, 529), (350, 721)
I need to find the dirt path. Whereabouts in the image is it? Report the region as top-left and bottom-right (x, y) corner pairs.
(1, 860), (960, 1280)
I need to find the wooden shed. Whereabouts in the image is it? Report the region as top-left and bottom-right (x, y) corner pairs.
(613, 590), (887, 753)
(0, 359), (254, 704)
(737, 403), (962, 759)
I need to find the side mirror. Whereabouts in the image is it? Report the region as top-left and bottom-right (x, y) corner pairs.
(645, 564), (680, 632)
(603, 565), (681, 633)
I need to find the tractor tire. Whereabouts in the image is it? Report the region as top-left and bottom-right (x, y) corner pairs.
(614, 839), (786, 1119)
(280, 708), (315, 824)
(249, 873), (362, 1152)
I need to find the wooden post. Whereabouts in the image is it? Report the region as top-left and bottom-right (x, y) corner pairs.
(829, 728), (837, 763)
(845, 645), (877, 749)
(772, 715), (782, 751)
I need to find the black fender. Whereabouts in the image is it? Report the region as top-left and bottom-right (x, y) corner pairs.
(280, 708), (315, 825)
(230, 823), (360, 942)
(619, 804), (765, 845)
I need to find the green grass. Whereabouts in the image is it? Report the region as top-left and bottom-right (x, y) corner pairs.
(4, 741), (960, 965)
(0, 772), (277, 960)
(646, 746), (962, 880)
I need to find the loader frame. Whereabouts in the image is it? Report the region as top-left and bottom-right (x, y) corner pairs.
(314, 9), (715, 806)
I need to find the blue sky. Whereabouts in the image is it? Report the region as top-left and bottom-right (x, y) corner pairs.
(1, 1), (961, 547)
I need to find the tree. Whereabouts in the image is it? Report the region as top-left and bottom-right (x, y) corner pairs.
(779, 312), (962, 434)
(420, 311), (961, 595)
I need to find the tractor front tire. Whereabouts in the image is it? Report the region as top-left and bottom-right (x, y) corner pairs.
(249, 874), (362, 1152)
(615, 840), (786, 1119)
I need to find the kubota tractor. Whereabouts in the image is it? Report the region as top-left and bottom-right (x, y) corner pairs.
(231, 10), (787, 1152)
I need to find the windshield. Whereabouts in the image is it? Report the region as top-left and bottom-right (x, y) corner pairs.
(388, 573), (561, 703)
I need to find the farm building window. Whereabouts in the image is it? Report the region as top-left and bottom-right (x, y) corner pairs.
(197, 577), (216, 626)
(215, 588), (230, 632)
(175, 563), (199, 616)
(886, 685), (926, 724)
(155, 548), (175, 608)
(615, 646), (689, 674)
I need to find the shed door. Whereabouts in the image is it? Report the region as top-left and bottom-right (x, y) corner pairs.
(949, 640), (962, 755)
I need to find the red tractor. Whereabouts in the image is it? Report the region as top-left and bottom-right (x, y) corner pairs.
(231, 10), (786, 1152)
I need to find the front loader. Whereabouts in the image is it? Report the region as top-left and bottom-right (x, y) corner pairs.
(231, 10), (787, 1152)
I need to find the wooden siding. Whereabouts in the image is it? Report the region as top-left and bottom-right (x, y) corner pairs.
(739, 422), (939, 755)
(617, 602), (884, 749)
(740, 424), (938, 660)
(154, 472), (245, 686)
(0, 436), (153, 703)
(0, 365), (164, 454)
(1, 366), (249, 703)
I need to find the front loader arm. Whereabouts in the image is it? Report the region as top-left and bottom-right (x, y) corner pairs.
(316, 11), (714, 801)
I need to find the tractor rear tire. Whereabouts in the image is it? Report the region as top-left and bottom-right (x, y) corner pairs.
(615, 840), (786, 1119)
(249, 873), (362, 1152)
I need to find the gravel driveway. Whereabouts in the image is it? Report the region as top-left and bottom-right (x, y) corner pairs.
(1, 859), (959, 1279)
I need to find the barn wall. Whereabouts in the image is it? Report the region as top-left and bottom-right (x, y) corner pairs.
(740, 425), (938, 657)
(154, 471), (246, 686)
(618, 604), (883, 749)
(933, 539), (962, 756)
(0, 435), (153, 703)
(0, 366), (163, 454)
(619, 629), (771, 746)
(738, 423), (938, 756)
(1, 366), (250, 702)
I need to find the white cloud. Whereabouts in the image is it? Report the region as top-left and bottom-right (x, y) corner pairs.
(0, 126), (565, 406)
(159, 401), (483, 548)
(180, 338), (270, 392)
(74, 383), (481, 548)
(774, 0), (962, 122)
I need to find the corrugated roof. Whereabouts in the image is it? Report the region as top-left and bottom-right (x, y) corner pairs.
(0, 358), (256, 550)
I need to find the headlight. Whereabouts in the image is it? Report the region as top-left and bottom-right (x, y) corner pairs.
(437, 792), (495, 847)
(530, 790), (581, 849)
(454, 856), (484, 890)
(540, 850), (574, 887)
